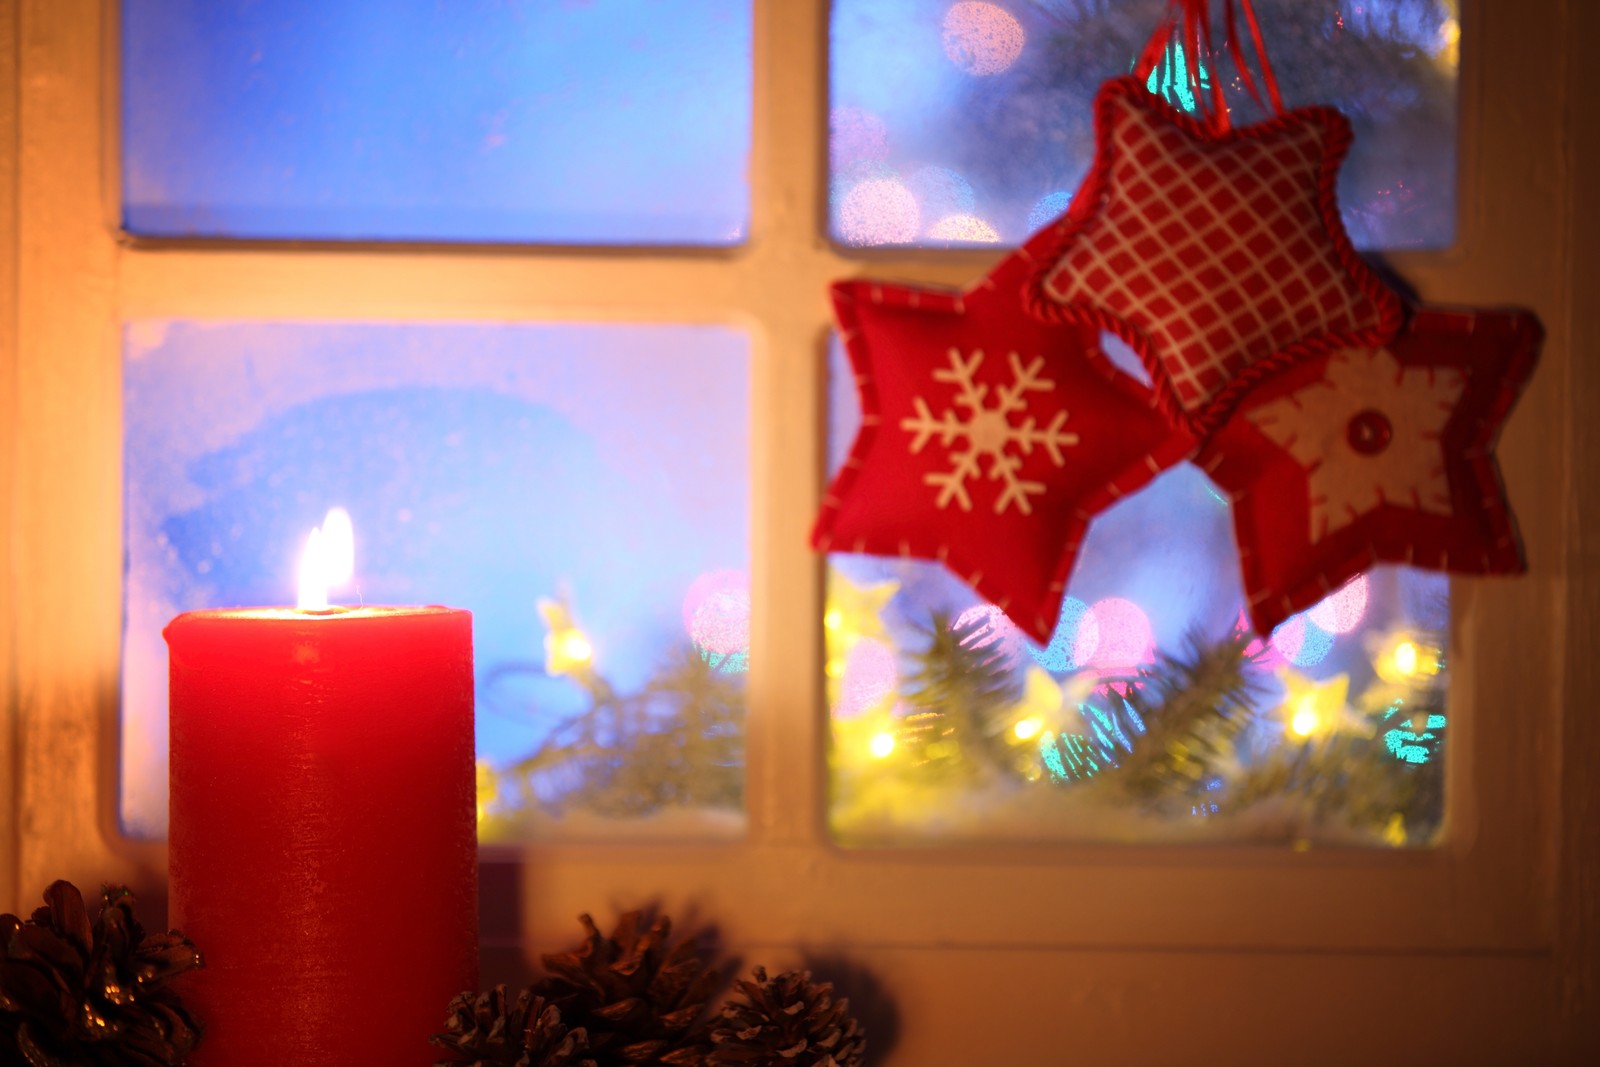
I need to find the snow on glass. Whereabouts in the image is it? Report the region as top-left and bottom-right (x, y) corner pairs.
(825, 336), (1450, 847)
(830, 0), (1459, 250)
(121, 322), (750, 842)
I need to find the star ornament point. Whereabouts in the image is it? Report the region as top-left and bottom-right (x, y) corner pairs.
(813, 255), (1195, 644)
(1201, 306), (1542, 636)
(1023, 76), (1403, 428)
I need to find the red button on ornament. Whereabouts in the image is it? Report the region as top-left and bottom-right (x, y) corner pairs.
(1346, 409), (1393, 454)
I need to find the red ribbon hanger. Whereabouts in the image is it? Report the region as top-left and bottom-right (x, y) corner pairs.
(1132, 0), (1286, 133)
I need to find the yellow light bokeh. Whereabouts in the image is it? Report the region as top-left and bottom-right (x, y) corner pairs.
(1279, 670), (1350, 740)
(1290, 704), (1322, 738)
(559, 632), (592, 663)
(1013, 717), (1042, 741)
(1394, 641), (1418, 677)
(869, 732), (896, 759)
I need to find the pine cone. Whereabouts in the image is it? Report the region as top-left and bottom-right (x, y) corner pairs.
(531, 912), (722, 1067)
(0, 880), (204, 1067)
(432, 985), (597, 1067)
(707, 967), (865, 1067)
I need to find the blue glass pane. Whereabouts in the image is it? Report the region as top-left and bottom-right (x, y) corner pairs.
(123, 321), (750, 840)
(122, 1), (751, 243)
(824, 338), (1448, 846)
(830, 0), (1457, 249)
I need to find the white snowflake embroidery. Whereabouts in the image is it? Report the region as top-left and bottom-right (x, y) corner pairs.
(1247, 347), (1465, 542)
(900, 348), (1080, 515)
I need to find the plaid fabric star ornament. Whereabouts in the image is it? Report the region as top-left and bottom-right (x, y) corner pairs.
(813, 253), (1194, 644)
(1198, 306), (1542, 635)
(1022, 75), (1403, 433)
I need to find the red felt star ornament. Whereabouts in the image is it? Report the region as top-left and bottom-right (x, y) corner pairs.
(1198, 306), (1542, 636)
(813, 253), (1195, 644)
(1022, 75), (1403, 432)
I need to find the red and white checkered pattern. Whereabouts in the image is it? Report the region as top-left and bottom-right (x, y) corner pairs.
(1041, 85), (1389, 413)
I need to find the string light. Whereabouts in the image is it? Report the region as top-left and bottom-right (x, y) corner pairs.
(539, 598), (595, 678)
(869, 732), (896, 759)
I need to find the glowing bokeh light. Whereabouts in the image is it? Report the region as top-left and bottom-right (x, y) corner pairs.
(1031, 597), (1096, 672)
(941, 2), (1026, 76)
(1013, 716), (1042, 741)
(953, 603), (1024, 670)
(907, 165), (975, 223)
(837, 637), (898, 718)
(1290, 700), (1322, 738)
(1269, 614), (1334, 668)
(1026, 189), (1074, 230)
(837, 177), (920, 246)
(1395, 641), (1418, 676)
(927, 213), (1002, 243)
(682, 569), (751, 656)
(1307, 574), (1370, 634)
(1083, 598), (1153, 671)
(829, 105), (890, 168)
(869, 731), (896, 759)
(558, 632), (592, 664)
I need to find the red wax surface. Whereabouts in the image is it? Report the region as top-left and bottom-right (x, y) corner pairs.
(166, 606), (477, 1067)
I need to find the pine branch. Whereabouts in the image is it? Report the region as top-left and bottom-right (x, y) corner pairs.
(1095, 630), (1266, 807)
(896, 611), (1024, 783)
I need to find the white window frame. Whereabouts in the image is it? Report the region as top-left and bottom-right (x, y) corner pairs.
(3, 1), (1598, 1055)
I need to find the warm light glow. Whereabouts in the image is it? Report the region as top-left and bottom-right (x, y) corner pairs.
(297, 528), (330, 610)
(538, 597), (596, 678)
(927, 214), (1001, 243)
(838, 178), (920, 245)
(320, 507), (355, 586)
(1394, 641), (1419, 677)
(869, 731), (896, 759)
(824, 609), (843, 630)
(297, 508), (355, 610)
(558, 632), (593, 665)
(941, 2), (1026, 76)
(1290, 700), (1322, 738)
(1279, 671), (1350, 740)
(1013, 717), (1042, 741)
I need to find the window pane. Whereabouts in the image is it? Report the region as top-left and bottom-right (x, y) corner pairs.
(123, 321), (750, 841)
(121, 1), (751, 244)
(830, 0), (1457, 249)
(825, 338), (1447, 846)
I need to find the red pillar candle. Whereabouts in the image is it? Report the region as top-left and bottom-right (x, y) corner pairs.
(166, 606), (477, 1066)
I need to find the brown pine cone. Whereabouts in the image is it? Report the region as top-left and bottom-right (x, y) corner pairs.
(531, 912), (722, 1066)
(707, 967), (865, 1067)
(0, 880), (204, 1067)
(432, 985), (597, 1067)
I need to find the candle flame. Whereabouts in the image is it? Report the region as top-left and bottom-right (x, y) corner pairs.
(298, 529), (329, 610)
(297, 508), (356, 610)
(320, 507), (355, 586)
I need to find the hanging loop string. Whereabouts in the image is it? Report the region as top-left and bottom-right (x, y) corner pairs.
(1133, 0), (1286, 131)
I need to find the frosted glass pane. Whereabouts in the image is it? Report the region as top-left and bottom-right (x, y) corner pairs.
(825, 338), (1447, 846)
(123, 322), (749, 841)
(830, 0), (1457, 249)
(121, 1), (750, 243)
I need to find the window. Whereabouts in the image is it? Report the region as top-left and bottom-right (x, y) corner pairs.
(823, 0), (1459, 847)
(5, 0), (1593, 1059)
